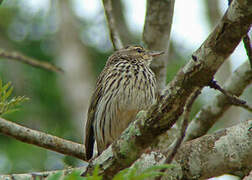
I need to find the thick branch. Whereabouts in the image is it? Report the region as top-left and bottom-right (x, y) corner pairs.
(102, 0), (123, 50)
(0, 49), (63, 73)
(143, 0), (175, 90)
(156, 91), (200, 180)
(185, 61), (252, 141)
(162, 119), (252, 179)
(82, 0), (252, 178)
(2, 120), (252, 180)
(0, 117), (86, 160)
(164, 90), (200, 165)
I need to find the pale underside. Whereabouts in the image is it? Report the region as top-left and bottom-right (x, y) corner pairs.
(94, 60), (156, 154)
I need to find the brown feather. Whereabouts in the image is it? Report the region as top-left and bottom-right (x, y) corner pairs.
(84, 46), (162, 159)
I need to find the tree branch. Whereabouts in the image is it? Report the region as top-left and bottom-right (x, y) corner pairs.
(0, 167), (85, 180)
(143, 0), (175, 90)
(243, 170), (252, 180)
(237, 103), (252, 112)
(111, 0), (134, 45)
(2, 120), (252, 180)
(0, 0), (251, 178)
(185, 61), (252, 141)
(162, 119), (252, 179)
(0, 117), (86, 160)
(243, 34), (252, 68)
(164, 90), (200, 165)
(102, 0), (123, 50)
(82, 0), (252, 178)
(0, 49), (63, 73)
(208, 79), (247, 105)
(156, 90), (200, 180)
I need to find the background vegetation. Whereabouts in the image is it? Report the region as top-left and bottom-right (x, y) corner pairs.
(0, 0), (251, 176)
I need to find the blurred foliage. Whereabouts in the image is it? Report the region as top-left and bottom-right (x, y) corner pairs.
(0, 1), (79, 173)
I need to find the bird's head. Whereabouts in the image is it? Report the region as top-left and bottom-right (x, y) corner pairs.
(109, 45), (164, 66)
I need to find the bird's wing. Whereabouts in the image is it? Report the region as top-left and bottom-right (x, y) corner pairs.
(84, 70), (105, 160)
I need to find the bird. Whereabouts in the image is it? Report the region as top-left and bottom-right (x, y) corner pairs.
(84, 45), (164, 160)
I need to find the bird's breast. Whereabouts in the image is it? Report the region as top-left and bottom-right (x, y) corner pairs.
(94, 63), (156, 151)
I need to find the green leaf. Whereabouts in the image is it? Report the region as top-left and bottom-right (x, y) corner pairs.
(83, 165), (103, 180)
(112, 164), (175, 180)
(126, 166), (138, 180)
(2, 81), (11, 92)
(113, 168), (129, 180)
(64, 171), (83, 180)
(5, 86), (13, 100)
(2, 82), (11, 102)
(3, 108), (19, 115)
(47, 172), (63, 180)
(0, 79), (2, 94)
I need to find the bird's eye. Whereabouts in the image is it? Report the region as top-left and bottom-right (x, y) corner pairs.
(136, 48), (144, 53)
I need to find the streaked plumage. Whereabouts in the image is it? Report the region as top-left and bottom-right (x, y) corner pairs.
(84, 45), (163, 160)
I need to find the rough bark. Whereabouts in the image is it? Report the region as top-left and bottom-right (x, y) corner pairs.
(1, 120), (252, 180)
(0, 0), (251, 179)
(204, 0), (239, 133)
(205, 0), (232, 85)
(162, 119), (252, 179)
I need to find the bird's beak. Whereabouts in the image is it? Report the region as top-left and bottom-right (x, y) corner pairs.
(148, 51), (165, 57)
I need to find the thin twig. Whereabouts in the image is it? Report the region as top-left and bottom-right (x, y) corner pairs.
(0, 49), (63, 73)
(208, 79), (246, 105)
(237, 103), (252, 113)
(243, 34), (252, 68)
(208, 79), (252, 112)
(102, 0), (123, 50)
(0, 117), (86, 160)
